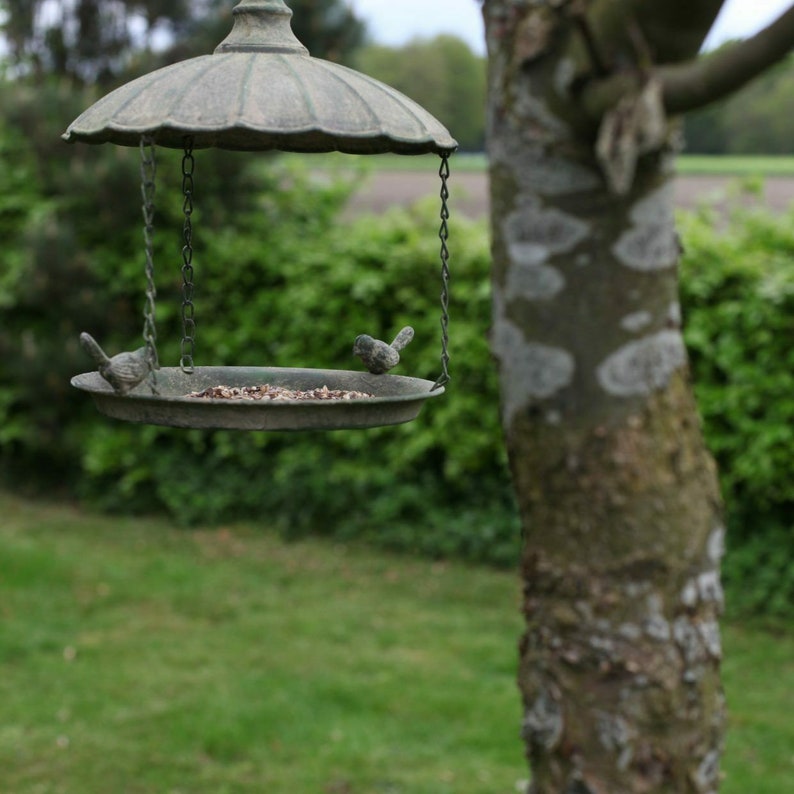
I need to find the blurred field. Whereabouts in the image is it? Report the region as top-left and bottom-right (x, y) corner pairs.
(295, 153), (794, 176)
(338, 158), (794, 218)
(1, 493), (793, 793)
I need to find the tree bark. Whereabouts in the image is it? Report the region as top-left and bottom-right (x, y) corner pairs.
(483, 1), (729, 790)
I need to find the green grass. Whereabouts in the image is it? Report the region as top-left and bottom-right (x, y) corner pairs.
(283, 152), (794, 177)
(1, 493), (793, 793)
(677, 155), (794, 176)
(281, 151), (489, 173)
(0, 493), (526, 794)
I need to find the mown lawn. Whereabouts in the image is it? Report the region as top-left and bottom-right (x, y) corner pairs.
(291, 152), (794, 177)
(1, 492), (792, 793)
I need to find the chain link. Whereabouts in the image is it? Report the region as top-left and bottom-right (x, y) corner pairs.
(140, 135), (159, 394)
(432, 153), (451, 391)
(180, 136), (196, 374)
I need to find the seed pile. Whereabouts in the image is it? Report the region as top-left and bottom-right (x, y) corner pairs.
(186, 384), (374, 401)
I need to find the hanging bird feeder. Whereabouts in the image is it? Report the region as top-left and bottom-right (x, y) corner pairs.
(66, 0), (456, 431)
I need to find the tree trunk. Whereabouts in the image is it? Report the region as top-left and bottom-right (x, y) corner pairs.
(483, 2), (726, 791)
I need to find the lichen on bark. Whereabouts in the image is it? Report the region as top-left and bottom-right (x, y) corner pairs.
(483, 1), (727, 791)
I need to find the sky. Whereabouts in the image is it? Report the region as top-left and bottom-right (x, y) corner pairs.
(347, 0), (793, 55)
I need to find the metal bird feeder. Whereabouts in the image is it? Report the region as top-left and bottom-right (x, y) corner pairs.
(66, 0), (456, 431)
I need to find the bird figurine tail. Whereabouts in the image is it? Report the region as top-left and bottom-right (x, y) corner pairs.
(79, 332), (150, 395)
(80, 332), (112, 368)
(391, 326), (414, 352)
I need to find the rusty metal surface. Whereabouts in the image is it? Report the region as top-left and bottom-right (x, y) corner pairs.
(71, 366), (444, 430)
(62, 0), (457, 155)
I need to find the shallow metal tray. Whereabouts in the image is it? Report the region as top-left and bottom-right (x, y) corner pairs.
(71, 366), (443, 430)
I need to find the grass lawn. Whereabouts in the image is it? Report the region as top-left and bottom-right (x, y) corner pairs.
(284, 152), (794, 177)
(676, 155), (794, 176)
(288, 152), (794, 177)
(1, 493), (792, 793)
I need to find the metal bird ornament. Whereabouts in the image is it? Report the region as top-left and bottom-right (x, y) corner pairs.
(80, 332), (150, 395)
(353, 326), (414, 374)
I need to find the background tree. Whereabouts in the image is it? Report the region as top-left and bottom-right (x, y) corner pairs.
(0, 0), (191, 82)
(356, 35), (487, 150)
(0, 0), (363, 83)
(165, 0), (365, 64)
(685, 52), (794, 153)
(482, 1), (794, 791)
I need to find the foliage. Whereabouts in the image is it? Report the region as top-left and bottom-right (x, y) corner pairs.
(0, 0), (191, 83)
(0, 0), (367, 85)
(72, 176), (517, 563)
(0, 90), (516, 562)
(2, 492), (793, 793)
(2, 61), (794, 601)
(355, 36), (487, 151)
(680, 203), (794, 618)
(166, 0), (366, 66)
(685, 52), (794, 155)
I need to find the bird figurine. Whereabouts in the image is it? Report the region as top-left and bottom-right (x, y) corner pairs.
(353, 326), (414, 374)
(80, 332), (150, 395)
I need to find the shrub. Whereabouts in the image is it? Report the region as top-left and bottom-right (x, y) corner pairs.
(74, 178), (519, 564)
(4, 86), (793, 597)
(0, 104), (519, 564)
(680, 204), (794, 617)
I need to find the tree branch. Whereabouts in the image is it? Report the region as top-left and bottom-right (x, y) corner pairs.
(661, 3), (794, 114)
(581, 3), (794, 120)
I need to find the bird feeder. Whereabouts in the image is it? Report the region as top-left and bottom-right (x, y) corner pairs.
(66, 0), (456, 431)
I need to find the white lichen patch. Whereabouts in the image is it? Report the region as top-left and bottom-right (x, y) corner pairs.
(707, 525), (726, 564)
(503, 205), (590, 255)
(507, 261), (566, 301)
(553, 58), (576, 97)
(680, 570), (725, 612)
(681, 580), (699, 609)
(613, 222), (679, 271)
(508, 241), (549, 267)
(522, 691), (563, 750)
(625, 581), (651, 598)
(596, 330), (687, 397)
(514, 91), (570, 137)
(491, 316), (575, 424)
(620, 310), (653, 333)
(672, 615), (718, 683)
(618, 623), (642, 640)
(644, 593), (671, 641)
(575, 253), (591, 267)
(698, 571), (725, 611)
(596, 711), (635, 771)
(693, 749), (722, 793)
(698, 620), (722, 660)
(645, 615), (672, 642)
(613, 183), (679, 271)
(630, 183), (675, 224)
(490, 137), (601, 196)
(545, 410), (562, 426)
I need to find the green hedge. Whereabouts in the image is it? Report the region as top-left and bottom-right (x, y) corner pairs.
(680, 205), (794, 618)
(0, 97), (519, 564)
(74, 181), (519, 563)
(2, 88), (793, 609)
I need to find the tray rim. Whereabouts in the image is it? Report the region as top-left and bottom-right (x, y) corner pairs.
(70, 366), (444, 430)
(70, 365), (444, 405)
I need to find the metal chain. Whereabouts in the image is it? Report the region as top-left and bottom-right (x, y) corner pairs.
(140, 135), (159, 394)
(180, 136), (196, 374)
(432, 153), (451, 391)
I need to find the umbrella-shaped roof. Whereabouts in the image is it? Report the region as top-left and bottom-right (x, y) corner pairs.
(62, 0), (457, 155)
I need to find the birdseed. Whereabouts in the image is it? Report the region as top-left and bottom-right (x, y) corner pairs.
(186, 384), (374, 401)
